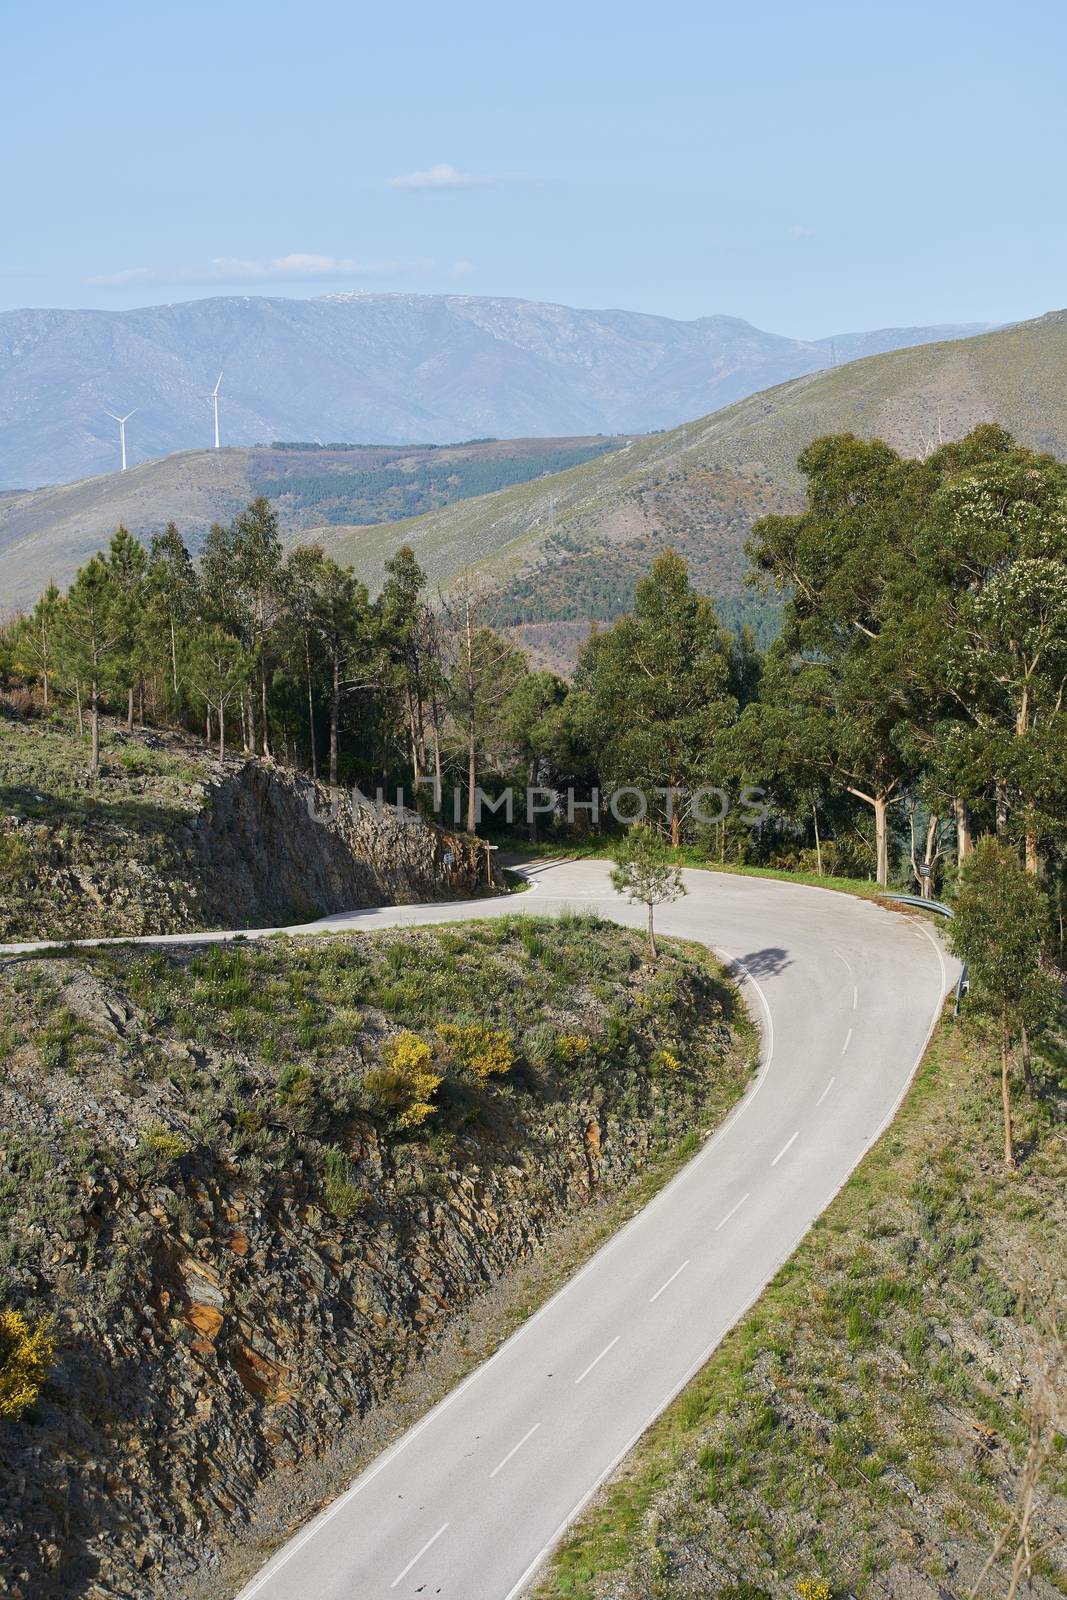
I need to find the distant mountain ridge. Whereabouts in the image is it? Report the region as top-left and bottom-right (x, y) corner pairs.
(308, 307), (1067, 647)
(0, 292), (986, 488)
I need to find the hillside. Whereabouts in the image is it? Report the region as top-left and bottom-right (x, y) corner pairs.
(316, 308), (1067, 635)
(0, 916), (752, 1598)
(0, 293), (982, 488)
(0, 712), (488, 941)
(0, 436), (622, 610)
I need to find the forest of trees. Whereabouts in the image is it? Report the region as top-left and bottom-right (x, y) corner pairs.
(2, 424), (1065, 949)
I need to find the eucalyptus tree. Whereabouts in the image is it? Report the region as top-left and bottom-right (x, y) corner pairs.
(575, 551), (738, 845)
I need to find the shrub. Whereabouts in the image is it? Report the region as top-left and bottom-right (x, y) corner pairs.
(557, 1034), (591, 1062)
(437, 1023), (514, 1081)
(796, 1583), (832, 1600)
(0, 1309), (55, 1419)
(365, 1032), (441, 1128)
(322, 1147), (367, 1220)
(137, 1124), (189, 1168)
(656, 1049), (682, 1073)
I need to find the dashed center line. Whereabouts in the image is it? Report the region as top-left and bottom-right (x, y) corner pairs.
(575, 1336), (620, 1386)
(390, 1522), (448, 1588)
(852, 985), (859, 1010)
(770, 1131), (799, 1167)
(714, 1192), (750, 1231)
(816, 1076), (836, 1106)
(649, 1261), (689, 1303)
(841, 1028), (853, 1055)
(489, 1423), (540, 1479)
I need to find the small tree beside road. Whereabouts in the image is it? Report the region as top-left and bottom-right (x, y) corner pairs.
(610, 823), (686, 958)
(949, 838), (1059, 1169)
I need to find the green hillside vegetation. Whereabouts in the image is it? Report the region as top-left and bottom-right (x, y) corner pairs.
(318, 309), (1067, 626)
(0, 436), (625, 611)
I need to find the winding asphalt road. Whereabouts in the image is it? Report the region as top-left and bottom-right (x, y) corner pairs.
(1, 859), (954, 1599)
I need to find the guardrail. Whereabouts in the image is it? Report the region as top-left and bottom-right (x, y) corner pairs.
(884, 893), (968, 1015)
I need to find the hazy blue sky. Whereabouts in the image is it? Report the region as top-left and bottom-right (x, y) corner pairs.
(4, 0), (1064, 334)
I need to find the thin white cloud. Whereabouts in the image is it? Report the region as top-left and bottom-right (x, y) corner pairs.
(448, 259), (476, 278)
(389, 162), (500, 191)
(788, 224), (816, 240)
(86, 254), (410, 288)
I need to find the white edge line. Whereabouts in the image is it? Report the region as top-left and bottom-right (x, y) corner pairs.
(389, 1521), (448, 1589)
(770, 1130), (799, 1167)
(852, 984), (859, 1010)
(574, 1335), (620, 1386)
(501, 917), (954, 1600)
(816, 1076), (836, 1107)
(489, 1422), (541, 1480)
(648, 1260), (689, 1304)
(713, 1192), (749, 1232)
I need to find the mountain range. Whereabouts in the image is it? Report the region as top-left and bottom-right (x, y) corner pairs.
(5, 309), (1066, 659)
(0, 292), (986, 488)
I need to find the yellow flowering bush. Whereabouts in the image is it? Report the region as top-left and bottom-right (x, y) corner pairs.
(0, 1310), (55, 1420)
(796, 1582), (831, 1600)
(365, 1032), (442, 1128)
(556, 1034), (591, 1062)
(437, 1023), (514, 1081)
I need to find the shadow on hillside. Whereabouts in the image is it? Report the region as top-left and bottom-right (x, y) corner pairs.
(0, 784), (191, 836)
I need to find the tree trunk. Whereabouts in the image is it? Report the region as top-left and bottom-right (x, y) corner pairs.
(954, 797), (972, 872)
(647, 902), (657, 960)
(170, 616), (179, 695)
(874, 795), (889, 886)
(466, 704), (477, 833)
(304, 633), (317, 779)
(245, 678), (255, 756)
(127, 684), (134, 732)
(1020, 1020), (1034, 1095)
(813, 803), (823, 876)
(75, 680), (84, 739)
(920, 813), (938, 900)
(219, 701), (226, 763)
(90, 682), (100, 777)
(206, 705), (212, 746)
(995, 782), (1008, 838)
(260, 662), (271, 760)
(1024, 825), (1040, 876)
(1001, 1009), (1015, 1171)
(137, 676), (145, 727)
(329, 649), (340, 788)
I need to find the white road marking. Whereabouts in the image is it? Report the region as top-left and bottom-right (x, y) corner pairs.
(841, 1028), (852, 1055)
(714, 1192), (750, 1231)
(390, 1522), (448, 1588)
(649, 1261), (689, 1303)
(852, 985), (858, 1010)
(833, 947), (853, 977)
(771, 1131), (799, 1167)
(489, 1423), (540, 1479)
(816, 1076), (836, 1106)
(574, 1336), (620, 1386)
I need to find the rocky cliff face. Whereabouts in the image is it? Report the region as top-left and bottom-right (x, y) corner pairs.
(0, 716), (489, 942)
(0, 919), (752, 1599)
(190, 762), (491, 927)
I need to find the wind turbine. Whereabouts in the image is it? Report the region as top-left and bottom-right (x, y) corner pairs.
(105, 409), (137, 471)
(209, 372), (223, 448)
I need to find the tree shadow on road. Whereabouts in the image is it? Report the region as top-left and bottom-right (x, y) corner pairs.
(735, 947), (793, 979)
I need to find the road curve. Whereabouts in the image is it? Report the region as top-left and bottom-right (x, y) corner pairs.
(1, 859), (953, 1599)
(225, 860), (952, 1600)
